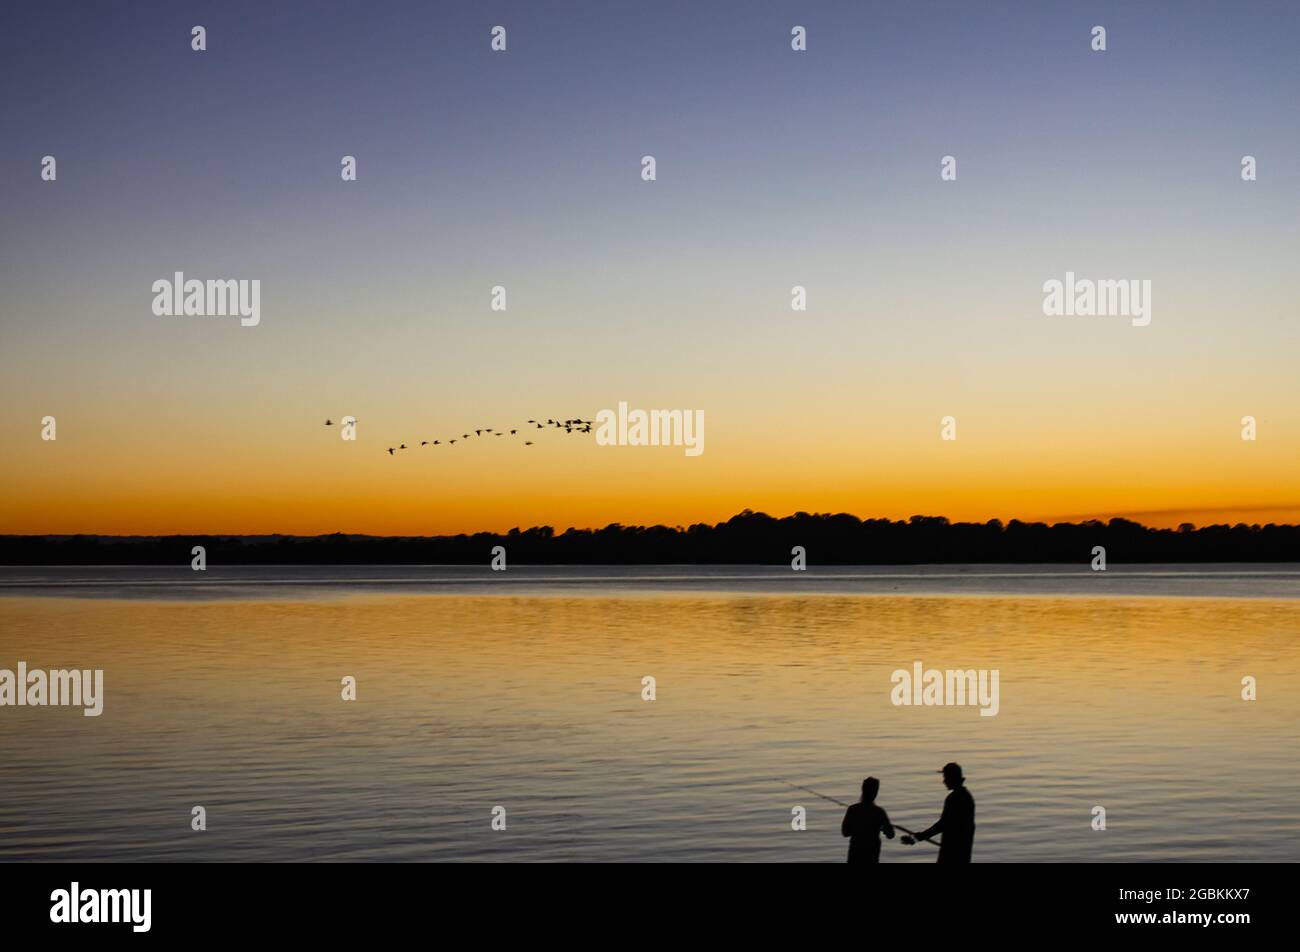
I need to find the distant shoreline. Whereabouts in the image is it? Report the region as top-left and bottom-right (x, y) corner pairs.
(3, 511), (1297, 565)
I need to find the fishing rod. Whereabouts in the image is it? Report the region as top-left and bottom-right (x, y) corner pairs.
(777, 779), (852, 808)
(774, 779), (940, 847)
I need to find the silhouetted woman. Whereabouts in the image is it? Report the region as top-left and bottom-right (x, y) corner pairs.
(841, 777), (894, 863)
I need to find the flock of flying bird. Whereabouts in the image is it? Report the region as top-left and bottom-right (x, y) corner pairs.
(323, 417), (594, 455)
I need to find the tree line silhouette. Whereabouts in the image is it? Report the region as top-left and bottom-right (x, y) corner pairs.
(3, 510), (1297, 564)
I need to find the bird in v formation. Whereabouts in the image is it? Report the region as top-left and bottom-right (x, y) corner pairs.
(325, 416), (593, 456)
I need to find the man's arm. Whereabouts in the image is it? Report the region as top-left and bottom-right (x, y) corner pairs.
(881, 809), (895, 840)
(841, 806), (853, 838)
(915, 796), (950, 842)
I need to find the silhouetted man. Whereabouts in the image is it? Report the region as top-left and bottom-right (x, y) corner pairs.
(841, 776), (895, 863)
(915, 763), (975, 863)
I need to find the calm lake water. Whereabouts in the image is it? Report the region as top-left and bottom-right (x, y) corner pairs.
(1, 565), (1297, 862)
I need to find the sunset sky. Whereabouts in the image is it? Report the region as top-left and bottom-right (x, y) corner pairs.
(2, 1), (1297, 535)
